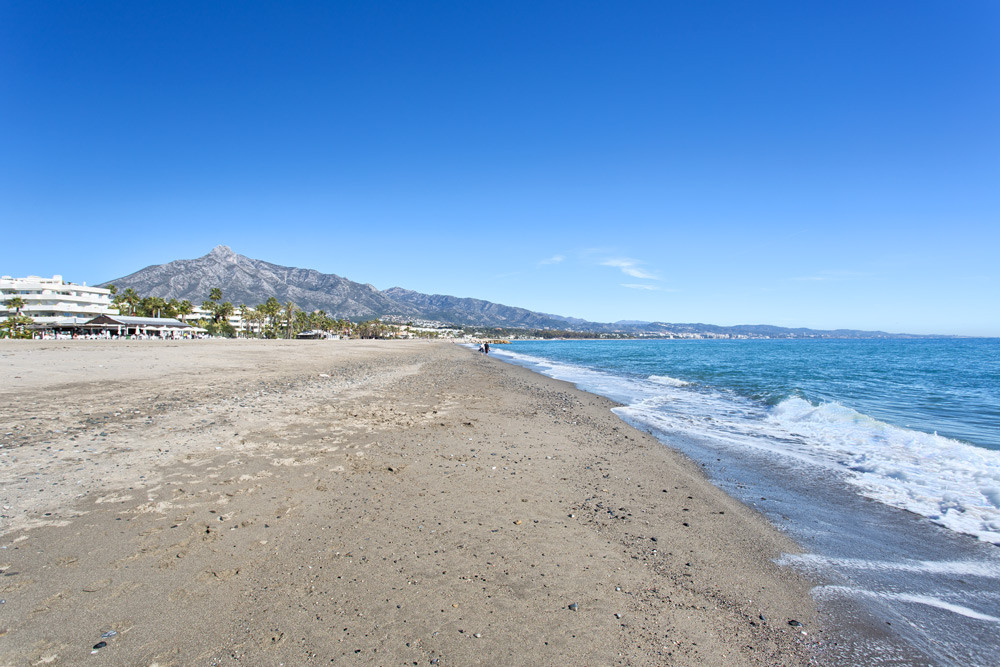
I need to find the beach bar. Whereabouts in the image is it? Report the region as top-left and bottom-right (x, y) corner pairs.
(79, 314), (201, 338)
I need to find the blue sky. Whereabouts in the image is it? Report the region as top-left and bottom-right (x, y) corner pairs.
(2, 1), (998, 335)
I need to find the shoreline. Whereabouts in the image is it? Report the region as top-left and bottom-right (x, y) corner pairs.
(2, 339), (822, 664)
(489, 340), (987, 665)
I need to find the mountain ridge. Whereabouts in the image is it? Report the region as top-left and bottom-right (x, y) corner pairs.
(101, 246), (932, 338)
(103, 245), (417, 320)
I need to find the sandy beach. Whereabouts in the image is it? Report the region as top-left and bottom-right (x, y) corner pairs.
(0, 340), (821, 665)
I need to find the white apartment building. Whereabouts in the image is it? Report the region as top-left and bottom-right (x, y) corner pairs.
(182, 305), (259, 334)
(0, 275), (119, 326)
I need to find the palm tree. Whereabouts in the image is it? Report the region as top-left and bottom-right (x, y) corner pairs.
(258, 297), (281, 338)
(6, 296), (25, 317)
(238, 304), (248, 338)
(295, 310), (309, 334)
(122, 288), (140, 316)
(149, 296), (167, 318)
(216, 301), (234, 325)
(177, 300), (193, 322)
(283, 301), (297, 339)
(2, 296), (32, 338)
(165, 299), (180, 319)
(202, 288), (222, 322)
(308, 310), (334, 333)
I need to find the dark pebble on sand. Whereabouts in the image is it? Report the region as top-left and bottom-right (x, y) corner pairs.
(93, 641), (107, 649)
(568, 603), (579, 611)
(788, 620), (802, 627)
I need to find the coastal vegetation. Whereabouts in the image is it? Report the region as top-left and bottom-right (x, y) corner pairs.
(100, 283), (829, 341)
(104, 285), (419, 340)
(0, 296), (34, 339)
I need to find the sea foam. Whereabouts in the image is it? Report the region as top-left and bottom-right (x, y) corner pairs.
(767, 397), (1000, 544)
(815, 586), (1000, 623)
(494, 346), (1000, 544)
(648, 374), (690, 387)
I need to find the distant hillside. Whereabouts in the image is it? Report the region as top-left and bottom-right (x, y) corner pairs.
(102, 246), (929, 338)
(624, 321), (910, 338)
(381, 287), (576, 329)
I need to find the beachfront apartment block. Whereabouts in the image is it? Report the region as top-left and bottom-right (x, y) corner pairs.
(181, 305), (260, 335)
(0, 275), (120, 326)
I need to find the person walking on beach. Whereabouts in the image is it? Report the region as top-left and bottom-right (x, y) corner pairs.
(484, 342), (490, 355)
(479, 343), (485, 354)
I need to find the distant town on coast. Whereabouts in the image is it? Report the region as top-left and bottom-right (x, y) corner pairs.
(1, 246), (955, 341)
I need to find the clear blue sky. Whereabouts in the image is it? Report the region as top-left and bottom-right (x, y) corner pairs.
(2, 1), (998, 335)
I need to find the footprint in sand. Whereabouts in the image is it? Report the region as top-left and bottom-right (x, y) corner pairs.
(199, 567), (240, 582)
(81, 578), (111, 593)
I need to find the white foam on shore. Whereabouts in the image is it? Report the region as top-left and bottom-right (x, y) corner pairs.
(492, 347), (1000, 544)
(780, 553), (1000, 578)
(648, 374), (690, 387)
(766, 397), (1000, 544)
(816, 586), (1000, 623)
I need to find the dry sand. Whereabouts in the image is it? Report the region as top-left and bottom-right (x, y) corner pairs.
(0, 339), (823, 665)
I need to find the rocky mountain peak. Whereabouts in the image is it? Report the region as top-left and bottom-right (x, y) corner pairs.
(209, 245), (237, 261)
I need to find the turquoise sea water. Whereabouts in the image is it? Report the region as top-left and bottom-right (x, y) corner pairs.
(508, 338), (1000, 448)
(490, 338), (1000, 665)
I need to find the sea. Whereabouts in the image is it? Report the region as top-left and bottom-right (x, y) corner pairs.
(488, 338), (1000, 666)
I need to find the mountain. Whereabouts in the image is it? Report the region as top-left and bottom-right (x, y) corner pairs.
(102, 246), (579, 327)
(102, 246), (418, 320)
(102, 246), (930, 338)
(381, 288), (576, 329)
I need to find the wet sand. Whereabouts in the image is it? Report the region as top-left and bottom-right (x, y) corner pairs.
(0, 339), (821, 665)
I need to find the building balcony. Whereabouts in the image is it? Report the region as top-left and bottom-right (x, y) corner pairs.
(15, 303), (117, 314)
(2, 294), (113, 306)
